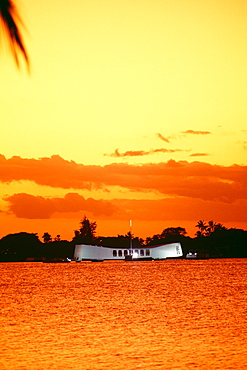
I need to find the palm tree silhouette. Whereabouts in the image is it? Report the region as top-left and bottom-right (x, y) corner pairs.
(0, 0), (29, 67)
(195, 220), (208, 236)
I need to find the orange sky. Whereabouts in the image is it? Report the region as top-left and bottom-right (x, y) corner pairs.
(1, 0), (247, 241)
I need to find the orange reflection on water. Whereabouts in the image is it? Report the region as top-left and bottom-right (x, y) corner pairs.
(0, 259), (247, 369)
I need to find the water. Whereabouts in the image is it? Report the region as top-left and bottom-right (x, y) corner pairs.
(0, 259), (247, 370)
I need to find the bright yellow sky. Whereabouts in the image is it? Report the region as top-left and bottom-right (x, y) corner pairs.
(2, 0), (247, 165)
(1, 0), (247, 240)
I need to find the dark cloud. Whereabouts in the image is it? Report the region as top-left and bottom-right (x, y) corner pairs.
(1, 155), (247, 203)
(4, 192), (247, 223)
(190, 153), (210, 157)
(105, 148), (186, 157)
(4, 192), (119, 219)
(157, 133), (170, 143)
(182, 130), (211, 135)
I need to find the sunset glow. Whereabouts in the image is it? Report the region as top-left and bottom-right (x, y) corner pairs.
(1, 0), (247, 240)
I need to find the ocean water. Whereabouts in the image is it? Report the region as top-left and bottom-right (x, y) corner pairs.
(0, 259), (247, 370)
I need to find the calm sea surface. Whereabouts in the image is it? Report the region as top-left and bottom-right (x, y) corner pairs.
(0, 259), (247, 370)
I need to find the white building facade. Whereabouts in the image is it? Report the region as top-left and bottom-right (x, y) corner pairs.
(74, 242), (183, 261)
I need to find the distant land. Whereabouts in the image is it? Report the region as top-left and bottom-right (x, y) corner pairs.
(0, 219), (247, 261)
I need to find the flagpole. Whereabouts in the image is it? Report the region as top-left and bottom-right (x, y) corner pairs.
(130, 219), (132, 252)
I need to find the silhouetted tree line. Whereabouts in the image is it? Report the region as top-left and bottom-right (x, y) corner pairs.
(0, 217), (247, 261)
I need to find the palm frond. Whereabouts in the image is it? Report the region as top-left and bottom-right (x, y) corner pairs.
(0, 0), (29, 68)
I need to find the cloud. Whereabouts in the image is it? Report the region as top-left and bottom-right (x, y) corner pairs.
(182, 130), (211, 135)
(4, 193), (119, 219)
(157, 133), (170, 143)
(190, 153), (210, 157)
(106, 149), (149, 157)
(1, 155), (247, 203)
(105, 148), (186, 157)
(113, 198), (247, 223)
(0, 154), (96, 190)
(4, 192), (247, 223)
(4, 193), (55, 219)
(157, 129), (211, 143)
